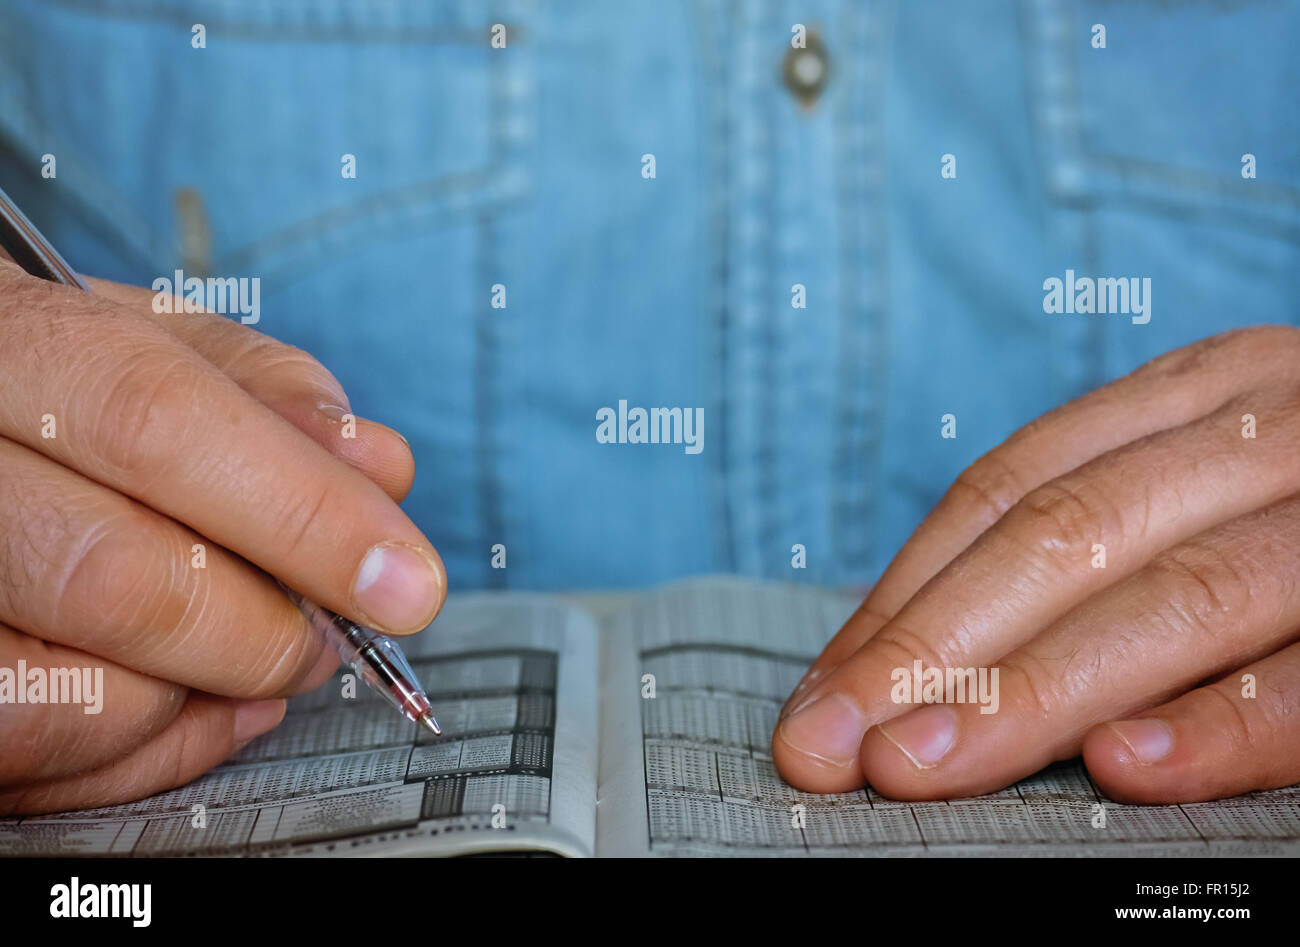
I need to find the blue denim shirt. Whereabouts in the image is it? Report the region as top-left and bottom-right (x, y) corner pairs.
(1, 1), (1296, 591)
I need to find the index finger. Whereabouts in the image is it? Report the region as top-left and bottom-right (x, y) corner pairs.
(87, 276), (416, 503)
(0, 264), (445, 634)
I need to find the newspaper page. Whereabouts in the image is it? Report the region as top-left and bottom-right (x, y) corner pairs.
(0, 593), (599, 857)
(596, 577), (1300, 856)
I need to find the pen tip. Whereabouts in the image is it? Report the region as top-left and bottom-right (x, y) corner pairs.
(419, 711), (442, 736)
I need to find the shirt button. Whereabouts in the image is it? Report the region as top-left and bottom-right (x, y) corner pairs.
(783, 32), (830, 107)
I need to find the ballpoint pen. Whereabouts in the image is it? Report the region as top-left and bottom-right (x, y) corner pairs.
(278, 582), (441, 735)
(0, 183), (441, 736)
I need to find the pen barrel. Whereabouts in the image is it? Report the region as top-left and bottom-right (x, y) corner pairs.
(279, 583), (433, 725)
(330, 622), (430, 721)
(0, 184), (91, 289)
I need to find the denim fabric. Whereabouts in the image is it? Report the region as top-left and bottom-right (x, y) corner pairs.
(1, 0), (1296, 591)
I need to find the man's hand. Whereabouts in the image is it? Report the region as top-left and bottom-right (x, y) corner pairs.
(0, 264), (445, 814)
(773, 326), (1300, 804)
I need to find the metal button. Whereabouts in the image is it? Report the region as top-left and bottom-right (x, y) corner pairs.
(783, 31), (830, 107)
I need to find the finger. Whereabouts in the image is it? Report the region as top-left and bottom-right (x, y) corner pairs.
(1083, 642), (1300, 803)
(792, 326), (1300, 703)
(0, 692), (284, 816)
(86, 276), (414, 503)
(0, 435), (339, 696)
(856, 494), (1300, 799)
(0, 621), (187, 785)
(773, 388), (1300, 791)
(0, 266), (445, 634)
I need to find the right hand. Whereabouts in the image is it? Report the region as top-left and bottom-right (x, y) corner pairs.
(0, 263), (447, 814)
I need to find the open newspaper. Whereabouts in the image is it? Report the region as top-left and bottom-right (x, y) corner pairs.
(3, 577), (1298, 857)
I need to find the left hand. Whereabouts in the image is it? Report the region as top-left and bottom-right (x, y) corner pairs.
(772, 325), (1300, 803)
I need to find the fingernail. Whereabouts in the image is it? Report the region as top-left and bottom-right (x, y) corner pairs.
(1107, 719), (1174, 764)
(780, 667), (824, 720)
(777, 693), (868, 768)
(795, 666), (824, 692)
(352, 542), (445, 632)
(878, 704), (957, 769)
(317, 402), (352, 422)
(234, 699), (285, 743)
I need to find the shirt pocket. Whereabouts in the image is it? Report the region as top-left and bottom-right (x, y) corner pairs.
(1021, 0), (1300, 376)
(0, 0), (535, 287)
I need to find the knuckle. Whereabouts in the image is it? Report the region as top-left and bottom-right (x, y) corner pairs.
(58, 511), (188, 646)
(1199, 684), (1260, 757)
(1225, 324), (1300, 353)
(874, 623), (953, 682)
(1251, 660), (1300, 744)
(946, 454), (1027, 527)
(1136, 326), (1300, 384)
(238, 337), (346, 402)
(1147, 541), (1251, 639)
(1133, 334), (1222, 381)
(1013, 479), (1115, 566)
(997, 654), (1059, 724)
(1229, 382), (1300, 432)
(263, 341), (334, 381)
(87, 346), (198, 483)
